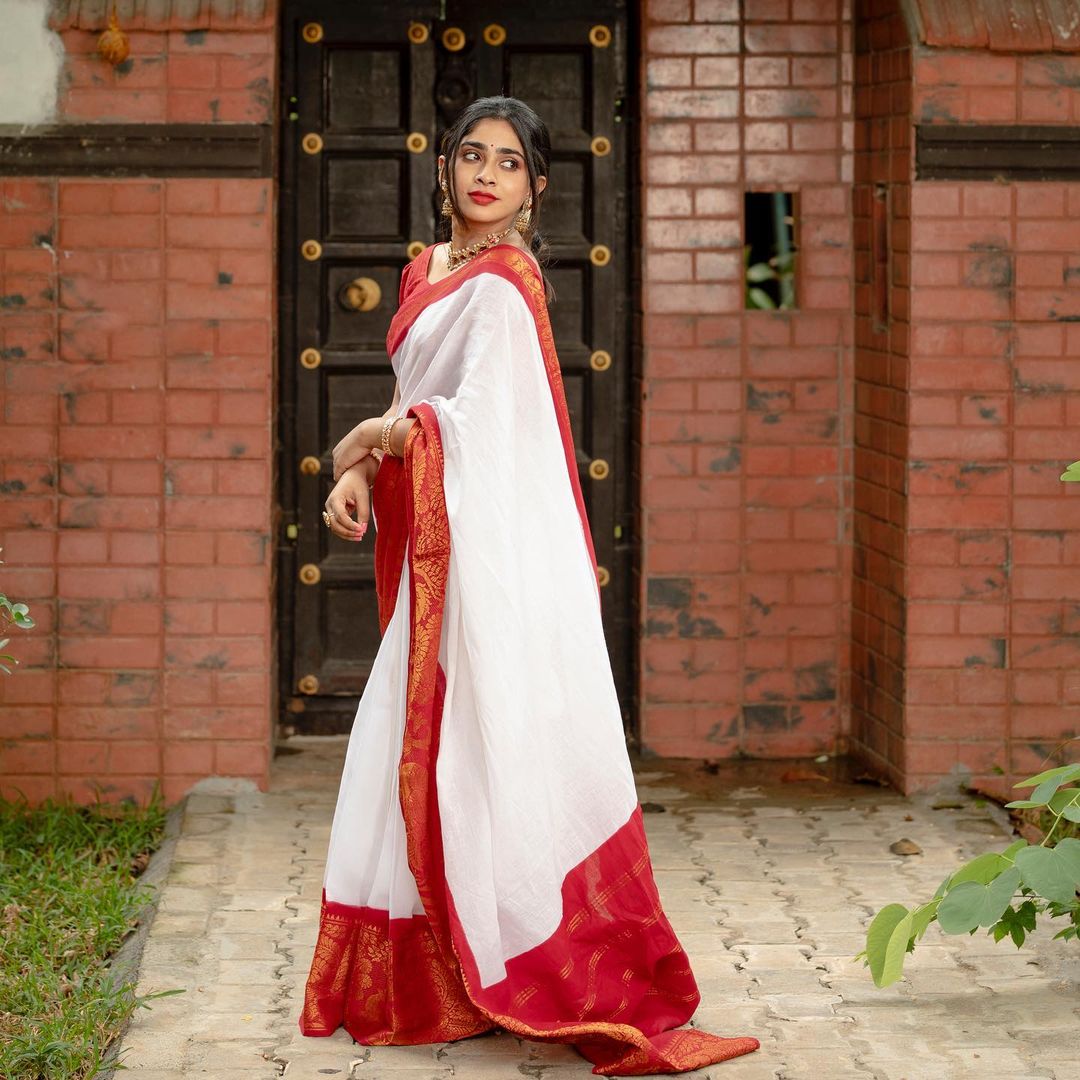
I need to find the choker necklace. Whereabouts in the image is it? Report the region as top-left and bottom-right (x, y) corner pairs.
(446, 223), (516, 271)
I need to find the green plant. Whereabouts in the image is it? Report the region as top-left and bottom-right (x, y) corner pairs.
(857, 764), (1080, 988)
(0, 792), (176, 1080)
(0, 547), (35, 676)
(744, 244), (796, 310)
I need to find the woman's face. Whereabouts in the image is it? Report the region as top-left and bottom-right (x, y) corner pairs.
(439, 117), (546, 232)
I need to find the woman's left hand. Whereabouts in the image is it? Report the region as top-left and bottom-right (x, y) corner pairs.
(332, 417), (383, 482)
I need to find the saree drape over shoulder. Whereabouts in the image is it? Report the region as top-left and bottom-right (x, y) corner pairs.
(298, 243), (759, 1075)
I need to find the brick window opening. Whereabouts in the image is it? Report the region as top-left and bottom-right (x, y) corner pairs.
(744, 191), (796, 311)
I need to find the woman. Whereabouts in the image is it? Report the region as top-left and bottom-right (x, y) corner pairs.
(298, 96), (759, 1076)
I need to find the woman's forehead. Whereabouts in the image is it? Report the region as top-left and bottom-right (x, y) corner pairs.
(464, 118), (522, 150)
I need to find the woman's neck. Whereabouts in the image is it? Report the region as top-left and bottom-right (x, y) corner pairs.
(450, 218), (515, 248)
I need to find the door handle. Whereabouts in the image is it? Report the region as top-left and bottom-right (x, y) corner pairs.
(338, 276), (382, 312)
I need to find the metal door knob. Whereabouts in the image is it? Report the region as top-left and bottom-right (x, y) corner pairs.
(339, 277), (381, 312)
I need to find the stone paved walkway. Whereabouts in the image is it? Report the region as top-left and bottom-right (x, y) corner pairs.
(113, 738), (1078, 1079)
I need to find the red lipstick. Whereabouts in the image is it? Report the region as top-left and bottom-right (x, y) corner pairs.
(468, 191), (497, 204)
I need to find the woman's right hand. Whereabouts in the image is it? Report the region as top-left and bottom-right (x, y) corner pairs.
(324, 455), (380, 542)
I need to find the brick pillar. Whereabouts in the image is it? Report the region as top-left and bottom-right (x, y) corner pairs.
(853, 0), (1080, 793)
(851, 0), (911, 787)
(901, 46), (1080, 793)
(639, 0), (853, 759)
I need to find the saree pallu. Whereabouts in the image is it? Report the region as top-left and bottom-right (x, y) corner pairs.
(299, 244), (759, 1075)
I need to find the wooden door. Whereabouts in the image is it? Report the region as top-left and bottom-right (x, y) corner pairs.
(278, 0), (634, 735)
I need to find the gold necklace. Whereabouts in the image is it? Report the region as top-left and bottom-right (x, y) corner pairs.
(446, 224), (516, 271)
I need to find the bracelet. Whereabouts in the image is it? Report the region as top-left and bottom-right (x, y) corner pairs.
(380, 416), (397, 456)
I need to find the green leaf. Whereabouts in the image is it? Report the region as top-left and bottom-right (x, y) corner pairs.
(1018, 900), (1039, 931)
(1015, 844), (1080, 905)
(1055, 837), (1080, 880)
(1061, 460), (1080, 482)
(1048, 787), (1080, 814)
(1014, 764), (1080, 789)
(746, 261), (778, 283)
(747, 286), (777, 309)
(864, 904), (909, 988)
(1063, 805), (1080, 824)
(938, 868), (1021, 933)
(947, 852), (1006, 888)
(880, 909), (915, 989)
(1029, 773), (1069, 806)
(1001, 839), (1028, 862)
(772, 250), (796, 271)
(910, 899), (940, 941)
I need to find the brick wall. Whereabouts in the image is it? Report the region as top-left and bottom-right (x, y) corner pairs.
(0, 11), (275, 803)
(902, 47), (1080, 794)
(638, 0), (854, 759)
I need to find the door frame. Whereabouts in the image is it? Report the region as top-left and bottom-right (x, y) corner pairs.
(274, 0), (644, 745)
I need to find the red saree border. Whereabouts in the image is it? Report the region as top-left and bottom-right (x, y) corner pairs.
(298, 894), (490, 1045)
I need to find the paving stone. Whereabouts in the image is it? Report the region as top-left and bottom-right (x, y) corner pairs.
(113, 749), (1079, 1079)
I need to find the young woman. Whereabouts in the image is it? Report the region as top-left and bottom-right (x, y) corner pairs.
(298, 96), (759, 1076)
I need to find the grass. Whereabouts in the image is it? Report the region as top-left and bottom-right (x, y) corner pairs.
(0, 791), (170, 1080)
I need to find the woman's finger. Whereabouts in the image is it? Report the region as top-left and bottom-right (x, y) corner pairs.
(325, 481), (371, 541)
(325, 492), (359, 540)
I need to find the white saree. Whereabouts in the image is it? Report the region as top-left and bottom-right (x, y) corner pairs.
(300, 243), (759, 1075)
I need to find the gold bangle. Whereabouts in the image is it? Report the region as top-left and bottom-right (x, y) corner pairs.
(387, 417), (404, 457)
(380, 416), (396, 455)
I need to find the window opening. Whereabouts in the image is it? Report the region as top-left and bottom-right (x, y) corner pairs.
(744, 191), (796, 310)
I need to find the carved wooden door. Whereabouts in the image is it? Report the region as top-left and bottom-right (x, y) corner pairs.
(278, 0), (633, 735)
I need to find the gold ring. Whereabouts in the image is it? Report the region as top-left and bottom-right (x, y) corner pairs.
(322, 511), (332, 528)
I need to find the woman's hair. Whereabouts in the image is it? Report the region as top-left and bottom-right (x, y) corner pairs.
(439, 96), (556, 305)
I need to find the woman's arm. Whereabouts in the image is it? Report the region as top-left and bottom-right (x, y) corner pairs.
(331, 381), (419, 479)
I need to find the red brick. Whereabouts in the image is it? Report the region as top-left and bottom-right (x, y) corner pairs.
(163, 740), (214, 774)
(215, 740), (267, 776)
(647, 24), (739, 54)
(163, 706), (267, 740)
(744, 23), (837, 53)
(109, 741), (160, 774)
(57, 740), (107, 774)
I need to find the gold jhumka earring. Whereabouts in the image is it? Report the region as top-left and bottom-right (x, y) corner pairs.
(440, 179), (454, 219)
(515, 196), (533, 236)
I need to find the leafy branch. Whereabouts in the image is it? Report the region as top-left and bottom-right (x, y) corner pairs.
(0, 547), (36, 676)
(857, 764), (1080, 988)
(744, 245), (796, 310)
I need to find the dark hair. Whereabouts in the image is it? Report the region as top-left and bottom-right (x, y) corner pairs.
(438, 96), (556, 305)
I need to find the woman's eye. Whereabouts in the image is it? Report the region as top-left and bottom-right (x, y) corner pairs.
(461, 150), (518, 169)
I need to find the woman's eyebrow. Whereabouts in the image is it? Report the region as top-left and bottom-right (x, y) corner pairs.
(461, 140), (524, 159)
